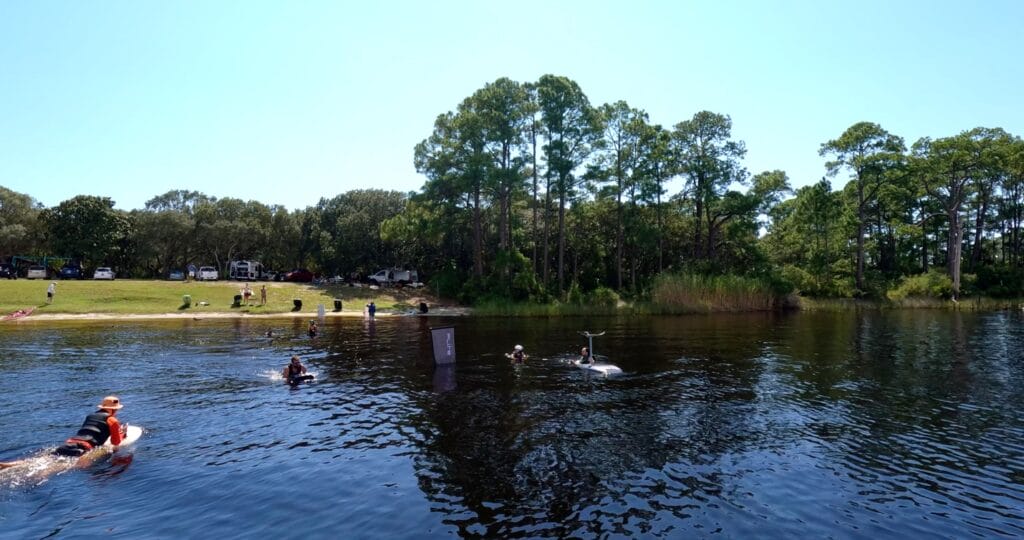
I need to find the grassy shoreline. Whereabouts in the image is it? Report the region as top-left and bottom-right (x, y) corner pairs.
(0, 279), (448, 319)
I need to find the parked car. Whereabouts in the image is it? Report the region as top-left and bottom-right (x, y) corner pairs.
(59, 265), (84, 280)
(168, 269), (186, 281)
(27, 265), (47, 279)
(93, 267), (115, 280)
(0, 263), (15, 280)
(283, 268), (314, 282)
(198, 266), (219, 281)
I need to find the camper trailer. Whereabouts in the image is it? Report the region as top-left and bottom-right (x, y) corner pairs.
(228, 260), (265, 281)
(368, 268), (419, 285)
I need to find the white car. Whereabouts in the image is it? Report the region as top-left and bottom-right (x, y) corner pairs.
(198, 266), (219, 281)
(26, 266), (47, 279)
(93, 267), (115, 280)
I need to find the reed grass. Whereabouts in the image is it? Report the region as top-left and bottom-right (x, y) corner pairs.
(649, 273), (783, 313)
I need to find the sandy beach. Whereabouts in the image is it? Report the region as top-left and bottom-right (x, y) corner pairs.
(4, 307), (471, 323)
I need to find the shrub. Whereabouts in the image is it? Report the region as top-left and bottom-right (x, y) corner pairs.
(886, 270), (953, 301)
(587, 286), (619, 307)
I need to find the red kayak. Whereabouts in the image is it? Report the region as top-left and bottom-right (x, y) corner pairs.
(2, 307), (34, 321)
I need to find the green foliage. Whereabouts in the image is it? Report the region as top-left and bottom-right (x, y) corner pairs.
(40, 195), (133, 267)
(586, 286), (620, 307)
(974, 266), (1024, 298)
(886, 270), (953, 300)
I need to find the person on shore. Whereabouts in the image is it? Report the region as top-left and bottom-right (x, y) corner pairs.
(242, 283), (253, 305)
(0, 396), (128, 470)
(260, 285), (267, 306)
(508, 344), (527, 364)
(46, 282), (56, 304)
(282, 355), (307, 383)
(578, 346), (592, 364)
(307, 320), (318, 337)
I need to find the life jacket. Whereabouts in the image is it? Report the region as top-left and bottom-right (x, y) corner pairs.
(512, 351), (525, 363)
(68, 410), (111, 448)
(288, 363), (305, 377)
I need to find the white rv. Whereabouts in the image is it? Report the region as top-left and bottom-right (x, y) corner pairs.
(228, 260), (265, 281)
(368, 268), (419, 285)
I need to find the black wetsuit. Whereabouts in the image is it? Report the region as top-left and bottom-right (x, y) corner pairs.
(287, 363), (308, 383)
(54, 410), (111, 457)
(511, 351), (525, 364)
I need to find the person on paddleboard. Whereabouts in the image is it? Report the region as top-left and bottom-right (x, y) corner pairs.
(0, 396), (130, 471)
(50, 395), (126, 459)
(578, 346), (593, 364)
(508, 344), (527, 364)
(283, 355), (308, 383)
(53, 396), (127, 457)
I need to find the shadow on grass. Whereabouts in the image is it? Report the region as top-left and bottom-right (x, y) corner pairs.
(178, 303), (191, 311)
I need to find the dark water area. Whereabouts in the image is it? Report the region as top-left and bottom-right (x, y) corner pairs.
(1, 311), (1022, 538)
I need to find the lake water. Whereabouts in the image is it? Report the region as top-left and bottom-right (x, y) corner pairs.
(1, 311), (1022, 538)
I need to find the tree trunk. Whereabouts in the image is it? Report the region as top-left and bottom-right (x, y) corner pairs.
(531, 125), (539, 275)
(542, 172), (552, 287)
(970, 194), (988, 271)
(947, 208), (963, 298)
(557, 179), (566, 294)
(473, 188), (483, 278)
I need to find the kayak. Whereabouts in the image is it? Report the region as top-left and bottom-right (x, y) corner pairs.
(2, 307), (34, 321)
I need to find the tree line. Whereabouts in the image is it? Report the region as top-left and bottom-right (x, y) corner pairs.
(3, 74), (1024, 303)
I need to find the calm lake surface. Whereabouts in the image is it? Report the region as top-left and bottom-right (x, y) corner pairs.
(1, 311), (1022, 538)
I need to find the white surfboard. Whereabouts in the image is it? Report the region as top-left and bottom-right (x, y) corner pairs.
(103, 424), (143, 449)
(573, 360), (623, 377)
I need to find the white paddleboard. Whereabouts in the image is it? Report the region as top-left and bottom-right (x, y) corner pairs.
(103, 425), (143, 448)
(573, 360), (623, 377)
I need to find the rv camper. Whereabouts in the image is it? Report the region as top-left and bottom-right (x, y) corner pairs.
(228, 260), (265, 281)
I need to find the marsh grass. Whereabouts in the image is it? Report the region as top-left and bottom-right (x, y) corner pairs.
(0, 280), (424, 316)
(472, 300), (624, 317)
(649, 273), (782, 313)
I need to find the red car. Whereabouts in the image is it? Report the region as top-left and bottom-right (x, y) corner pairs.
(283, 268), (314, 282)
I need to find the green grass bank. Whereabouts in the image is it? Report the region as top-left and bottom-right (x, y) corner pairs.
(0, 279), (437, 317)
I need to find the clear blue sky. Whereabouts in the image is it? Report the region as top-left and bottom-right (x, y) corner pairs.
(2, 1), (1022, 211)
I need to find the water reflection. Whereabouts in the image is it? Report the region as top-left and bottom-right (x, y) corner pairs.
(0, 312), (1022, 538)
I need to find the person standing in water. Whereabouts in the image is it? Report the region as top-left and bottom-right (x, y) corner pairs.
(508, 344), (527, 364)
(307, 320), (318, 337)
(578, 346), (592, 364)
(366, 301), (376, 319)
